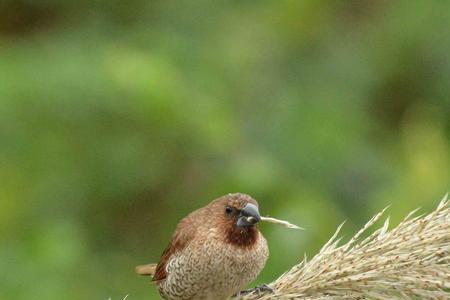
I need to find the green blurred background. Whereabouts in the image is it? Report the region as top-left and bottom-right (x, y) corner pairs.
(1, 1), (449, 299)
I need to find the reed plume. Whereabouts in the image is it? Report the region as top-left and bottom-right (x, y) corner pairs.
(244, 194), (450, 300)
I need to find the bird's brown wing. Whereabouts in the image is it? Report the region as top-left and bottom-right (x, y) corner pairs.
(152, 217), (196, 282)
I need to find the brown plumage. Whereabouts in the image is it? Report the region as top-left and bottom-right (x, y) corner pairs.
(136, 193), (269, 300)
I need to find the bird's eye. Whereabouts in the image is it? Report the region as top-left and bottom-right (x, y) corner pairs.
(225, 206), (233, 215)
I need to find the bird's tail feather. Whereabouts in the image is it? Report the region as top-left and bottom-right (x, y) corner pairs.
(135, 263), (157, 276)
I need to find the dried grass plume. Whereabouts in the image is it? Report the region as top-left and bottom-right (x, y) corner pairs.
(244, 194), (450, 300)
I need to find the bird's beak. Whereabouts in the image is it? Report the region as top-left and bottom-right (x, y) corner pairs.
(237, 203), (261, 227)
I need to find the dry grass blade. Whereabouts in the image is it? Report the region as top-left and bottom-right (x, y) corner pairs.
(260, 216), (304, 230)
(244, 194), (450, 300)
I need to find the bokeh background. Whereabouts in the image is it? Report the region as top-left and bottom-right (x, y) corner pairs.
(1, 1), (449, 299)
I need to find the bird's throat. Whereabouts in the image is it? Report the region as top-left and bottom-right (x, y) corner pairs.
(225, 225), (259, 249)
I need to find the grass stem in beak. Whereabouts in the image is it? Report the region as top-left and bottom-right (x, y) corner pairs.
(260, 216), (304, 230)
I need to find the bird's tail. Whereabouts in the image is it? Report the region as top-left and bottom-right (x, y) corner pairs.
(135, 263), (157, 277)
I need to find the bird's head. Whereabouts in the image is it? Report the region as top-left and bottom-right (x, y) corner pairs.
(207, 193), (262, 248)
(225, 196), (261, 227)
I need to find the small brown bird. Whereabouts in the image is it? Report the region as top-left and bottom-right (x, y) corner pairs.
(136, 193), (270, 300)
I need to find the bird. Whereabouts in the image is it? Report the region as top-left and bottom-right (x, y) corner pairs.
(136, 193), (270, 300)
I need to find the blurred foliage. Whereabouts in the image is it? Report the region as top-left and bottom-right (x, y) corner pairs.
(0, 1), (449, 299)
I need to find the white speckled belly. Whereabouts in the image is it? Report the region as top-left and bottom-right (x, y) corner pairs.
(158, 229), (268, 300)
